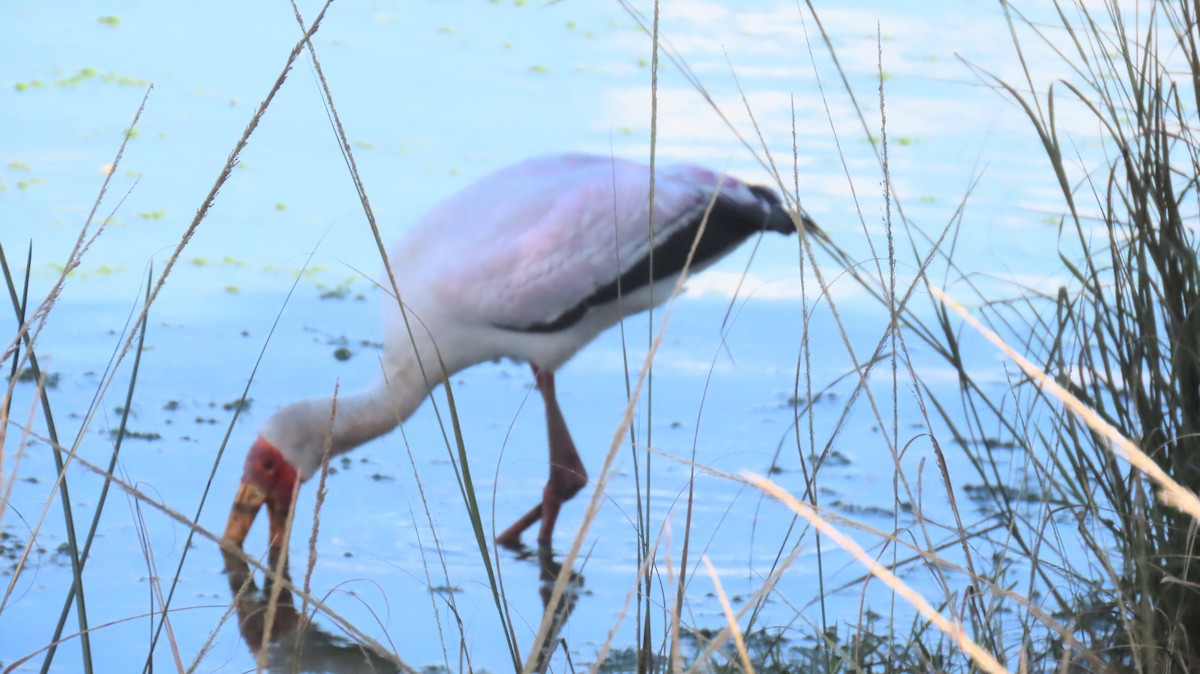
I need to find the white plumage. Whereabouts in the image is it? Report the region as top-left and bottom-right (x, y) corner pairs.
(223, 152), (815, 553)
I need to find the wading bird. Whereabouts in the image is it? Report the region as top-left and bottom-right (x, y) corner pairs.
(222, 153), (815, 555)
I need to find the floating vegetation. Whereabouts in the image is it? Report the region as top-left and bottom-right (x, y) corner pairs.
(14, 67), (148, 91)
(298, 265), (329, 280)
(97, 15), (120, 27)
(109, 428), (162, 441)
(222, 398), (252, 412)
(982, 437), (1019, 450)
(1, 530), (60, 576)
(9, 367), (59, 388)
(828, 499), (894, 518)
(962, 482), (1042, 505)
(806, 449), (850, 467)
(318, 276), (361, 300)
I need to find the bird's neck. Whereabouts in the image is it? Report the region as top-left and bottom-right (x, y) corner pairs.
(327, 381), (414, 453)
(264, 372), (435, 481)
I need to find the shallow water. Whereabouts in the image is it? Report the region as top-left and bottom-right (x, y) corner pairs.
(3, 1), (1093, 671)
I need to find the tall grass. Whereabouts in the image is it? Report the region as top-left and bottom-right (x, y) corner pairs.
(712, 0), (1200, 671)
(910, 0), (1200, 670)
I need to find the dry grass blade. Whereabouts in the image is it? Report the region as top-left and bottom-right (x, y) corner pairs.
(300, 385), (339, 627)
(40, 264), (154, 671)
(701, 556), (753, 674)
(186, 549), (265, 674)
(587, 523), (663, 674)
(256, 469), (302, 671)
(743, 472), (1012, 674)
(525, 173), (732, 674)
(0, 243), (34, 527)
(0, 383), (40, 537)
(0, 370), (76, 616)
(2, 605), (223, 674)
(137, 9), (336, 666)
(128, 487), (185, 673)
(253, 393), (332, 671)
(285, 4), (525, 665)
(0, 84), (147, 370)
(639, 5), (661, 670)
(930, 285), (1200, 524)
(683, 547), (802, 674)
(0, 221), (130, 674)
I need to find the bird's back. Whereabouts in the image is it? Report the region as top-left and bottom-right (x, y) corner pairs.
(382, 153), (803, 371)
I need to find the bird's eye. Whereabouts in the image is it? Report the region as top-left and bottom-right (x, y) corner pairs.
(263, 459), (275, 473)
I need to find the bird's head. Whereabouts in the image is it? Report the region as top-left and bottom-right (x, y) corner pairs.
(223, 436), (299, 552)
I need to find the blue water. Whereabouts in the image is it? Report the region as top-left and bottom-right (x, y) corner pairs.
(2, 0), (1087, 671)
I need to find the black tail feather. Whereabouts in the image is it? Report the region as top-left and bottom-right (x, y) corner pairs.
(749, 184), (819, 235)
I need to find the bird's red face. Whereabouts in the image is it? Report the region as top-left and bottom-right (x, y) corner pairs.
(223, 437), (298, 552)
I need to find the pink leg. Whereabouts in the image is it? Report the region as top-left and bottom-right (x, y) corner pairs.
(496, 366), (588, 548)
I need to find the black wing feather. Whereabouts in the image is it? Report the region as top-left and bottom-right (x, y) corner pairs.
(506, 187), (800, 334)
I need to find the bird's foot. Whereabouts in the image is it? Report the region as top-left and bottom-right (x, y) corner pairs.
(496, 501), (544, 550)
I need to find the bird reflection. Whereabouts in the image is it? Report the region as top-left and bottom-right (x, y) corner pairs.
(509, 543), (586, 671)
(219, 543), (586, 673)
(220, 549), (410, 674)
